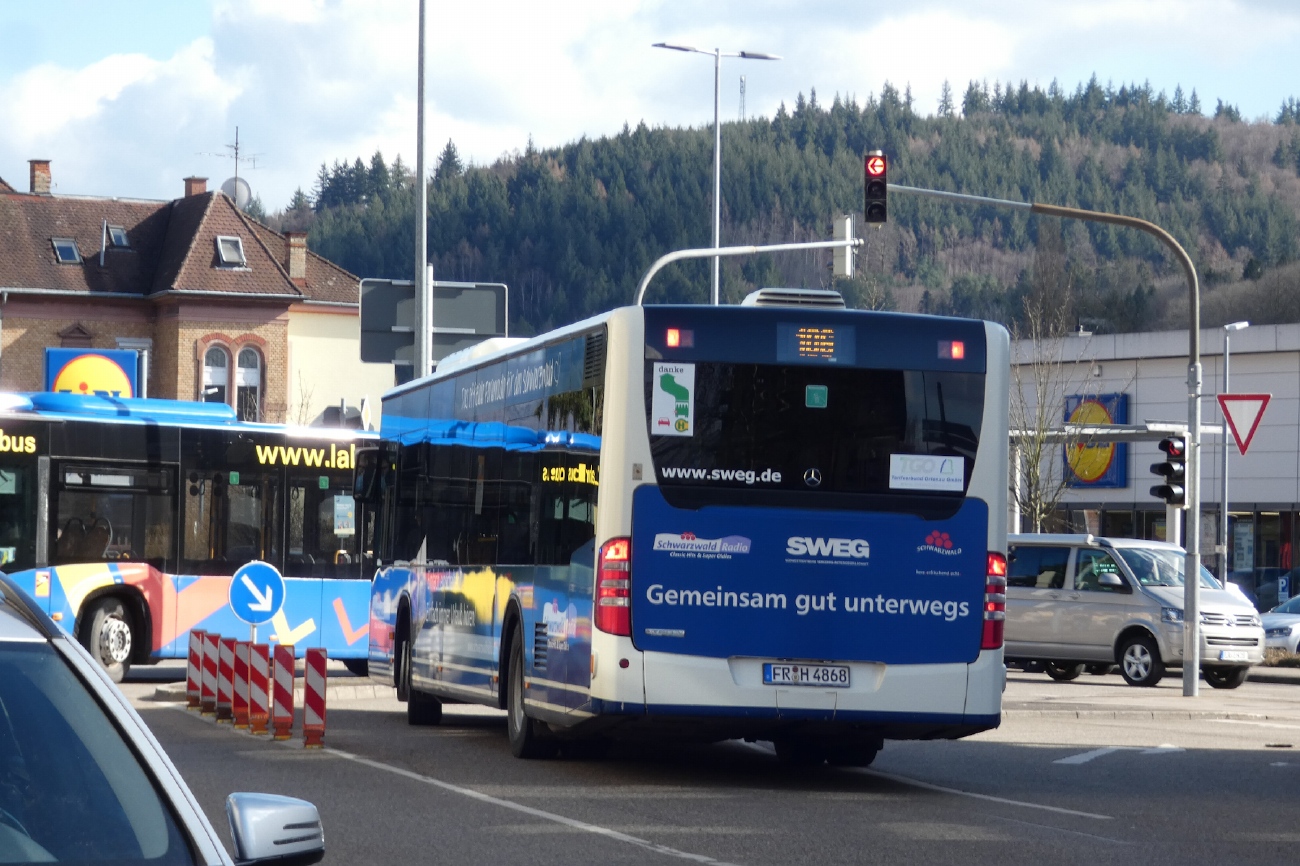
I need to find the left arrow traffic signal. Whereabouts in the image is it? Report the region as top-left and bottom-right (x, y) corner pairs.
(864, 150), (887, 224)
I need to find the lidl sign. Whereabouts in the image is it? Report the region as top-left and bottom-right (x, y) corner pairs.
(44, 348), (139, 397)
(1064, 393), (1128, 488)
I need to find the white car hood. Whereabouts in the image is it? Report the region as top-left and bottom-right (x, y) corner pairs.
(1144, 585), (1257, 614)
(1261, 612), (1300, 630)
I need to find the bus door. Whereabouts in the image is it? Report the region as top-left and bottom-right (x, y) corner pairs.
(51, 460), (178, 650)
(0, 430), (44, 611)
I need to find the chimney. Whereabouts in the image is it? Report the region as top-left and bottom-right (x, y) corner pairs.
(184, 176), (207, 197)
(28, 160), (51, 195)
(286, 232), (307, 282)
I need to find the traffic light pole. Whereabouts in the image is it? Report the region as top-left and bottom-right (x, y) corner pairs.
(891, 183), (1205, 697)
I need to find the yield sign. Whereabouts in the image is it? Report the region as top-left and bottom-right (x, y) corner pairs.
(1217, 393), (1271, 455)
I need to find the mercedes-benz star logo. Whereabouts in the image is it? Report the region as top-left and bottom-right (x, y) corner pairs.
(803, 468), (823, 488)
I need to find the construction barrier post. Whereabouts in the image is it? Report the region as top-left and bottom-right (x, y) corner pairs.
(185, 630), (204, 710)
(200, 632), (219, 716)
(216, 637), (235, 723)
(303, 648), (327, 748)
(233, 641), (250, 730)
(271, 645), (295, 741)
(248, 643), (270, 735)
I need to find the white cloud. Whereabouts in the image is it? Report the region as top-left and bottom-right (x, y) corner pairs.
(1, 0), (1299, 206)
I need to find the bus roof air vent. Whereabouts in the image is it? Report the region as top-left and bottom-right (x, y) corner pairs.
(740, 288), (846, 309)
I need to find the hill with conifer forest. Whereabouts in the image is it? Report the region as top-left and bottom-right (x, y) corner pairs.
(269, 76), (1300, 338)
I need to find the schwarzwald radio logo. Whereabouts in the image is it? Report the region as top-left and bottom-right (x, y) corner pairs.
(918, 530), (962, 556)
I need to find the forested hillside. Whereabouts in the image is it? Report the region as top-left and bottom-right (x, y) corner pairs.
(269, 77), (1300, 337)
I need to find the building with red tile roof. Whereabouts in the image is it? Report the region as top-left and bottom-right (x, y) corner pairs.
(0, 160), (392, 424)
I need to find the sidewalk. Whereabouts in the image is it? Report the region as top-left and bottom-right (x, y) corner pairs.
(1002, 664), (1300, 722)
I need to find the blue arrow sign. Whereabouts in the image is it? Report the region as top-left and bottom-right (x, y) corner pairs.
(229, 561), (286, 626)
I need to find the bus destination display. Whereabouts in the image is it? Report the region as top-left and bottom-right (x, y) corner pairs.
(776, 323), (856, 364)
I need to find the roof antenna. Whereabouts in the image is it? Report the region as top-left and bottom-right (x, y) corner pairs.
(199, 127), (262, 210)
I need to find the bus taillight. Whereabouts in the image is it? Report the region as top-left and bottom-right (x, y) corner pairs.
(595, 537), (632, 636)
(981, 552), (1007, 650)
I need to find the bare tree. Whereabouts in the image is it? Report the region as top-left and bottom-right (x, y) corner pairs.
(1009, 218), (1093, 532)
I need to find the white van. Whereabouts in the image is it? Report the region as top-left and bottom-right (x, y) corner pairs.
(1005, 534), (1264, 688)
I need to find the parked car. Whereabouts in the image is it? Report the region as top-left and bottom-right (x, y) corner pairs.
(0, 572), (325, 865)
(1263, 595), (1300, 654)
(1226, 567), (1295, 612)
(1005, 534), (1264, 689)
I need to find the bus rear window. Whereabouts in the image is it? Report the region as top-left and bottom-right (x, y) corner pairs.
(646, 361), (984, 507)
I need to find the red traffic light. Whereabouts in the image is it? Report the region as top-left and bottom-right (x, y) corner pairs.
(1158, 437), (1185, 459)
(865, 155), (887, 177)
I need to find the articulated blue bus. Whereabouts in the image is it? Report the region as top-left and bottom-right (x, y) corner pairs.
(363, 290), (1009, 763)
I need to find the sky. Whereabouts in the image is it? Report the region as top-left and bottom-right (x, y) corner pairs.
(2, 0), (1298, 211)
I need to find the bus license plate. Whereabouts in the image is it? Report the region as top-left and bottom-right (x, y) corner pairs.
(763, 663), (850, 687)
(1218, 650), (1250, 662)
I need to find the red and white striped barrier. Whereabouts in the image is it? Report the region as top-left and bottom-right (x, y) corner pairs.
(303, 648), (327, 748)
(248, 644), (270, 735)
(233, 641), (250, 729)
(216, 637), (235, 722)
(271, 644), (295, 741)
(186, 630), (204, 710)
(200, 632), (219, 715)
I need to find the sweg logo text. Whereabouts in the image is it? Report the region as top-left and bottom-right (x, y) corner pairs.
(786, 537), (870, 559)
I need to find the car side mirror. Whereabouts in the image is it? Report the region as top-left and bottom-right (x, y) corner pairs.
(226, 793), (324, 865)
(1098, 572), (1126, 588)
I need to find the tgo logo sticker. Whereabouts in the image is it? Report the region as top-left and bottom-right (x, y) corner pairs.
(786, 537), (871, 563)
(889, 453), (965, 492)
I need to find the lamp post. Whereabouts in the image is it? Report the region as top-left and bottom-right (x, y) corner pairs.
(1219, 321), (1249, 581)
(653, 43), (780, 305)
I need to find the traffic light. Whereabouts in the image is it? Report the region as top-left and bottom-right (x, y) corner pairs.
(864, 150), (887, 223)
(1149, 437), (1187, 507)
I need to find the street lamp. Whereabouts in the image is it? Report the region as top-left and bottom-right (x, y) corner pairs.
(1219, 320), (1249, 582)
(653, 43), (780, 305)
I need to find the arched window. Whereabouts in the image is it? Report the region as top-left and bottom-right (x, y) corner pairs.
(202, 347), (229, 404)
(236, 348), (262, 422)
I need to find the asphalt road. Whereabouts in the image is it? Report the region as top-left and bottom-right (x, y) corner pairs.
(124, 665), (1300, 866)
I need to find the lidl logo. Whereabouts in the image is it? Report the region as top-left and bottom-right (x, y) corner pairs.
(45, 349), (138, 397)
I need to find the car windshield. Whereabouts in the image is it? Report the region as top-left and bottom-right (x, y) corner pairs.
(1114, 547), (1221, 589)
(1272, 596), (1300, 615)
(0, 642), (193, 864)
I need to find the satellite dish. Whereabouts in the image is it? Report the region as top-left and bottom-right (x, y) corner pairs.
(221, 176), (252, 209)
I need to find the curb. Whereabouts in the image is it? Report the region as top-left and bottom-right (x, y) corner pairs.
(150, 680), (392, 704)
(1003, 709), (1291, 721)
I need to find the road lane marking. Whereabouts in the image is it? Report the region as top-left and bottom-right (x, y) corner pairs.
(326, 747), (743, 865)
(1054, 744), (1182, 764)
(991, 815), (1131, 845)
(862, 769), (1112, 820)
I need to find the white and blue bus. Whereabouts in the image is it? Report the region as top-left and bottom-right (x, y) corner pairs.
(363, 290), (1009, 763)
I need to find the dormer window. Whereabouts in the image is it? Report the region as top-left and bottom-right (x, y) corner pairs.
(107, 225), (129, 248)
(215, 235), (246, 267)
(52, 238), (81, 264)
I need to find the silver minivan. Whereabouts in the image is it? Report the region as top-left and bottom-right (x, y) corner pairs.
(1005, 534), (1264, 688)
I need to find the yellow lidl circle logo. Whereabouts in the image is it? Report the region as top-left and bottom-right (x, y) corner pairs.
(1066, 400), (1115, 482)
(52, 354), (135, 398)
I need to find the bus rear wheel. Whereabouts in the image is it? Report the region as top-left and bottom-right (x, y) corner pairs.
(83, 597), (133, 683)
(507, 628), (556, 759)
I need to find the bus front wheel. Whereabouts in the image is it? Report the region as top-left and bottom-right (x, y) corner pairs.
(507, 628), (556, 759)
(82, 597), (133, 683)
